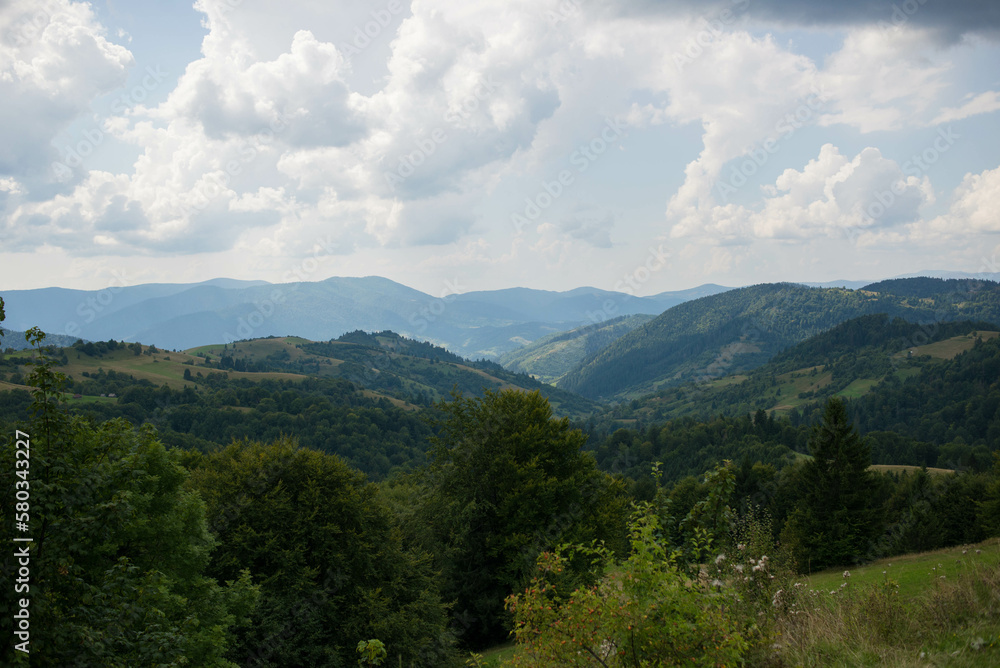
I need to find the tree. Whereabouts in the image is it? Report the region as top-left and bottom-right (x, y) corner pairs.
(423, 389), (628, 648)
(781, 398), (877, 571)
(505, 498), (747, 667)
(186, 438), (457, 667)
(1, 328), (258, 665)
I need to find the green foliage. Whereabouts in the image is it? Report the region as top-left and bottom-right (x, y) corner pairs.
(853, 333), (1000, 447)
(782, 398), (877, 571)
(0, 329), (258, 666)
(706, 507), (800, 660)
(423, 389), (629, 648)
(587, 412), (803, 490)
(497, 315), (655, 385)
(187, 438), (456, 667)
(356, 639), (388, 666)
(504, 501), (747, 667)
(561, 280), (1000, 400)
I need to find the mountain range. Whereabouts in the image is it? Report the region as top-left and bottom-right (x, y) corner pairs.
(0, 277), (730, 358)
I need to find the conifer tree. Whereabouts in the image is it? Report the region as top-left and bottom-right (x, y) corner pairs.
(781, 398), (876, 571)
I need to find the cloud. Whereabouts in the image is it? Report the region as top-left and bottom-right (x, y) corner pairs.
(559, 204), (615, 248)
(2, 0), (996, 276)
(924, 166), (1000, 235)
(600, 0), (1000, 41)
(670, 143), (934, 242)
(931, 91), (1000, 125)
(0, 0), (132, 178)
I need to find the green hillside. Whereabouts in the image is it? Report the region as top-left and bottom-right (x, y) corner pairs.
(497, 314), (654, 384)
(602, 315), (1000, 424)
(559, 279), (1000, 400)
(1, 330), (596, 420)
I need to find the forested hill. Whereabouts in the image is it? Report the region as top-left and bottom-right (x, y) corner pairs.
(559, 279), (1000, 400)
(592, 314), (999, 427)
(862, 276), (999, 299)
(497, 313), (654, 384)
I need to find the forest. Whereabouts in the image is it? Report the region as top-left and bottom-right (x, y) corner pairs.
(2, 295), (1000, 666)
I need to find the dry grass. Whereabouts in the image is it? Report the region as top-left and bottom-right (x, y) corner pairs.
(770, 556), (1000, 667)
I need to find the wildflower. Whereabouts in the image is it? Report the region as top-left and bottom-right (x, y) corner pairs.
(843, 571), (850, 579)
(715, 554), (726, 565)
(737, 543), (745, 551)
(734, 564), (744, 573)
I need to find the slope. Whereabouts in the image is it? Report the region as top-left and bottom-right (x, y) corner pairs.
(497, 314), (655, 384)
(559, 279), (1000, 400)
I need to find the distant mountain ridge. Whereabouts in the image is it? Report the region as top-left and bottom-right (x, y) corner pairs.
(0, 277), (731, 358)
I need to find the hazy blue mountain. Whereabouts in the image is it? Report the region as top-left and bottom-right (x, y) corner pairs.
(0, 329), (84, 351)
(0, 276), (727, 358)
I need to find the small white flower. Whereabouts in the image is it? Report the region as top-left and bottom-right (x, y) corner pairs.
(843, 570), (850, 579)
(734, 564), (744, 573)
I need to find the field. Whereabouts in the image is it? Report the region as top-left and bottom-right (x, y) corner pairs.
(806, 538), (1000, 598)
(779, 538), (1000, 666)
(870, 464), (955, 476)
(893, 330), (1000, 361)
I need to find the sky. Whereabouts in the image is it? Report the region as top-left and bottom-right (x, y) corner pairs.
(1, 0), (1000, 297)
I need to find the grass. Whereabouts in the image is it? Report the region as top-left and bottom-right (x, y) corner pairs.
(804, 538), (1000, 600)
(774, 538), (1000, 666)
(836, 377), (879, 399)
(892, 330), (1000, 361)
(471, 643), (516, 667)
(870, 464), (955, 476)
